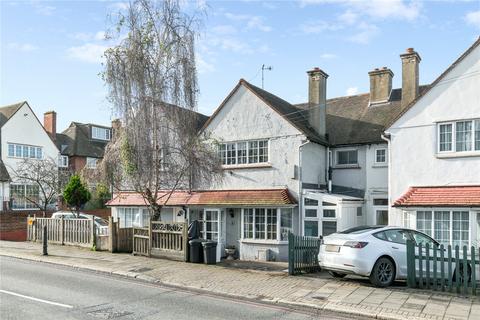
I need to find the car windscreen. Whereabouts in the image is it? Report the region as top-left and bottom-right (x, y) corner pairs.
(338, 226), (384, 234)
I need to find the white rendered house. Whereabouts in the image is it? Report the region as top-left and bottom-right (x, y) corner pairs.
(385, 38), (480, 248)
(0, 101), (60, 211)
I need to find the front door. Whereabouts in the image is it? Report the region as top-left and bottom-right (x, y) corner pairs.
(202, 209), (222, 262)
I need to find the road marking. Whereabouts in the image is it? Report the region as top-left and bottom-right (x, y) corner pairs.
(0, 289), (73, 309)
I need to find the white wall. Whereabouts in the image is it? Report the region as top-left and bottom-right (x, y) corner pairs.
(205, 84), (326, 200)
(301, 142), (327, 187)
(387, 44), (480, 226)
(331, 145), (367, 191)
(365, 143), (389, 225)
(1, 103), (59, 183)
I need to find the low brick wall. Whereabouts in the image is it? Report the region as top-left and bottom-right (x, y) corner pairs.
(0, 208), (111, 241)
(0, 211), (52, 241)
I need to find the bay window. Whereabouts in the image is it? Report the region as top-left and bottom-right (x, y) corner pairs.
(220, 139), (269, 166)
(11, 184), (39, 210)
(415, 210), (470, 247)
(438, 119), (480, 154)
(242, 207), (293, 241)
(116, 207), (150, 228)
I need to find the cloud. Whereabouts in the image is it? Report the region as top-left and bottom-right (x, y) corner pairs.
(338, 10), (357, 25)
(197, 54), (215, 74)
(319, 53), (337, 59)
(67, 43), (108, 63)
(211, 25), (237, 35)
(94, 31), (106, 41)
(225, 13), (272, 32)
(31, 1), (56, 16)
(299, 20), (343, 34)
(348, 22), (379, 44)
(109, 1), (129, 11)
(465, 10), (480, 29)
(346, 87), (359, 96)
(7, 42), (38, 52)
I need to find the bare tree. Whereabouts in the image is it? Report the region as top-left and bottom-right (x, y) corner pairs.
(102, 0), (222, 220)
(9, 158), (71, 215)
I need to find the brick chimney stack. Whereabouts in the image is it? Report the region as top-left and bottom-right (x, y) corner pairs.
(368, 67), (394, 105)
(44, 111), (57, 141)
(400, 47), (421, 107)
(307, 67), (328, 138)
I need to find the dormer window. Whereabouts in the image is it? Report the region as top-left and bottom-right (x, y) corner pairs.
(92, 126), (111, 141)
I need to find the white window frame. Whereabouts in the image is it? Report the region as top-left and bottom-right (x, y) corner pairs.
(91, 126), (111, 141)
(437, 119), (480, 155)
(86, 157), (97, 169)
(59, 155), (69, 168)
(335, 148), (359, 167)
(241, 207), (289, 242)
(220, 139), (270, 167)
(374, 148), (387, 165)
(415, 209), (472, 247)
(303, 197), (338, 237)
(7, 143), (43, 160)
(10, 184), (40, 210)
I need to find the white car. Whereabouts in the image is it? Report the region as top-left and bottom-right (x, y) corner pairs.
(51, 211), (109, 235)
(319, 226), (441, 287)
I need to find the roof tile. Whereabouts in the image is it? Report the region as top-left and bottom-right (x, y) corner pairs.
(393, 186), (480, 207)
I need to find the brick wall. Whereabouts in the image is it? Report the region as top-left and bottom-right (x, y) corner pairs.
(0, 211), (52, 241)
(0, 208), (111, 241)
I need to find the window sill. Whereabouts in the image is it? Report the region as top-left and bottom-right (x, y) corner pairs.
(333, 165), (361, 169)
(240, 239), (288, 245)
(372, 163), (388, 168)
(222, 163), (272, 170)
(436, 151), (480, 159)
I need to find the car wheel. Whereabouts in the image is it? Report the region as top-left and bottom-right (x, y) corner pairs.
(328, 271), (347, 278)
(369, 257), (395, 287)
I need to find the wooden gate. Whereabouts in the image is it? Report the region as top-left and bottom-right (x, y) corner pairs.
(133, 227), (150, 256)
(132, 221), (188, 261)
(288, 233), (321, 275)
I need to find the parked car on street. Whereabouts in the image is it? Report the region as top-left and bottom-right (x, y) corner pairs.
(51, 211), (109, 235)
(319, 226), (444, 287)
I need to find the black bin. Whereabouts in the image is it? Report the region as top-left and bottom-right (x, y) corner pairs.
(189, 239), (206, 263)
(202, 241), (217, 265)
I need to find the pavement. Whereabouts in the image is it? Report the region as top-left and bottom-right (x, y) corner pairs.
(1, 241), (480, 320)
(1, 256), (357, 320)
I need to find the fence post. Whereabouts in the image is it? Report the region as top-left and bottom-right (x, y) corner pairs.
(288, 232), (293, 275)
(147, 220), (152, 257)
(108, 216), (116, 253)
(90, 216), (96, 250)
(42, 225), (48, 255)
(182, 222), (188, 262)
(33, 214), (37, 242)
(406, 240), (416, 288)
(60, 216), (65, 245)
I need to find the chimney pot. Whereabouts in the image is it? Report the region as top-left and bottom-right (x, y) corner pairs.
(400, 48), (421, 107)
(368, 68), (394, 105)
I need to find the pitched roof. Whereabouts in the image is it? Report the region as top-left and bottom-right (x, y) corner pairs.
(56, 122), (110, 158)
(295, 86), (429, 146)
(202, 80), (328, 145)
(386, 37), (480, 130)
(393, 186), (480, 207)
(107, 189), (297, 206)
(0, 101), (25, 127)
(0, 160), (11, 182)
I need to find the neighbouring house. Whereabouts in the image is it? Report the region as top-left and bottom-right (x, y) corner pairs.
(0, 101), (60, 211)
(43, 111), (117, 172)
(386, 38), (480, 248)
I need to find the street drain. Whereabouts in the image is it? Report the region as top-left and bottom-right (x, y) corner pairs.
(87, 307), (133, 319)
(311, 295), (327, 300)
(129, 267), (153, 273)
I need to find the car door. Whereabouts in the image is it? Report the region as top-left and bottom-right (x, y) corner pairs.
(410, 231), (440, 274)
(383, 229), (413, 278)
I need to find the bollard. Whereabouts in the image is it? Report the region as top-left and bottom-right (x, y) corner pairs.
(42, 225), (48, 255)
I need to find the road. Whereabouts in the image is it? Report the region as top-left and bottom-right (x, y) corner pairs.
(0, 256), (370, 320)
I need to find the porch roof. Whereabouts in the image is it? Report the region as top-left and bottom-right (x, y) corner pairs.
(393, 186), (480, 208)
(107, 189), (297, 207)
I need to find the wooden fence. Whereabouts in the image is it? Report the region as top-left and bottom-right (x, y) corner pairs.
(133, 221), (188, 261)
(27, 216), (95, 248)
(406, 240), (479, 295)
(288, 233), (322, 275)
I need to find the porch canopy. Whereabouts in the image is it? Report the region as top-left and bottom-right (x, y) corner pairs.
(107, 189), (297, 207)
(394, 186), (480, 207)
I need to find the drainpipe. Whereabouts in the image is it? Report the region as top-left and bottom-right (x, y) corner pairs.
(381, 133), (392, 225)
(327, 146), (332, 193)
(298, 140), (310, 236)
